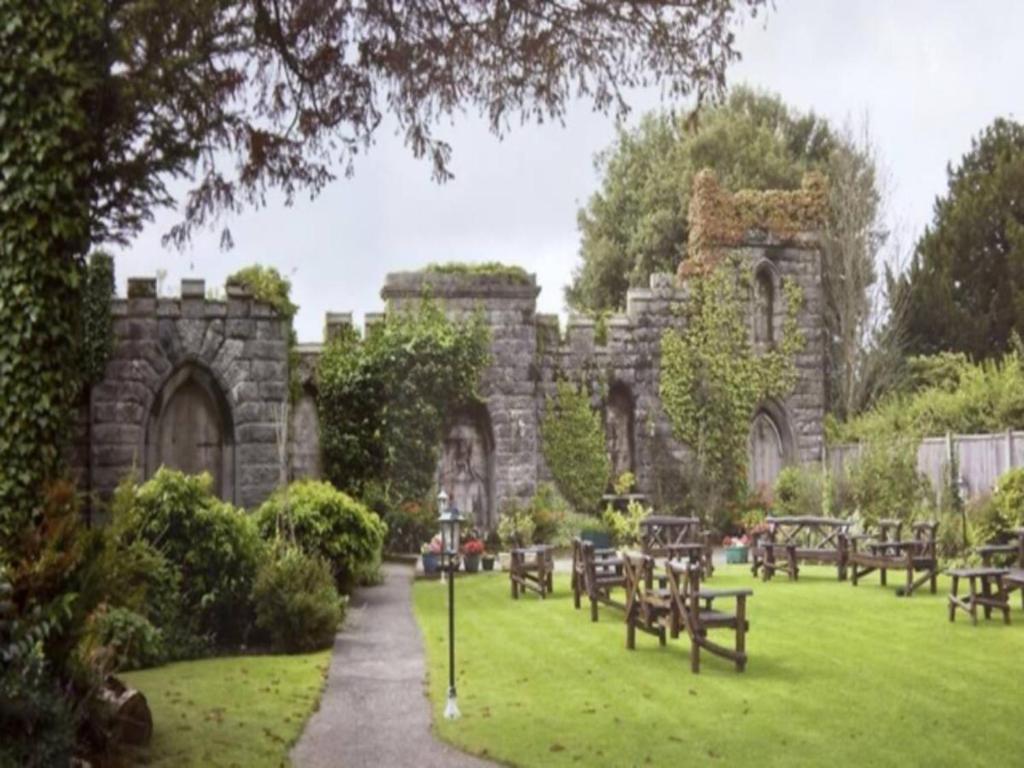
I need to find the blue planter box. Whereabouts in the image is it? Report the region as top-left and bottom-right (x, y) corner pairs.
(581, 530), (613, 549)
(724, 546), (749, 564)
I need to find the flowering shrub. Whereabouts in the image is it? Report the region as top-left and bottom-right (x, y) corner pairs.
(421, 534), (443, 555)
(462, 538), (484, 555)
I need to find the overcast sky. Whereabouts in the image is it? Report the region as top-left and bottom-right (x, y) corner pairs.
(117, 1), (1024, 343)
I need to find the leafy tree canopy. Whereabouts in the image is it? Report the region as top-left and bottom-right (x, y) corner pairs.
(64, 0), (768, 248)
(894, 118), (1024, 360)
(566, 86), (835, 312)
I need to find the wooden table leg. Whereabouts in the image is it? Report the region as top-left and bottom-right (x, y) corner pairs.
(982, 576), (993, 620)
(968, 575), (978, 626)
(949, 575), (959, 622)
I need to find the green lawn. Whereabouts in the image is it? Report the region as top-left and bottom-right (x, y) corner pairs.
(120, 651), (330, 767)
(413, 566), (1023, 767)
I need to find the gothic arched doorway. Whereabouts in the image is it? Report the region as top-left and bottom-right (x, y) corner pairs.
(145, 363), (235, 501)
(747, 407), (791, 495)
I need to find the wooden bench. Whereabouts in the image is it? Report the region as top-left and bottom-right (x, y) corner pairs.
(571, 538), (626, 621)
(639, 515), (714, 580)
(510, 545), (554, 600)
(751, 516), (852, 582)
(849, 520), (939, 596)
(665, 560), (752, 673)
(978, 527), (1024, 610)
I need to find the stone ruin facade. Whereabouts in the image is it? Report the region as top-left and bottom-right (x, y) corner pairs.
(77, 173), (827, 530)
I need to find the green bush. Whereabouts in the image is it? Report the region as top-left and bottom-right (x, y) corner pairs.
(381, 497), (439, 554)
(117, 468), (264, 647)
(528, 483), (573, 544)
(252, 547), (343, 654)
(830, 350), (1024, 442)
(86, 607), (165, 672)
(773, 466), (826, 518)
(496, 502), (536, 549)
(317, 300), (490, 505)
(845, 441), (932, 528)
(541, 381), (611, 515)
(602, 499), (651, 547)
(991, 468), (1024, 533)
(254, 480), (386, 592)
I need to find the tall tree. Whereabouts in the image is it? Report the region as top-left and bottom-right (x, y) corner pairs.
(568, 88), (892, 419)
(566, 87), (836, 312)
(895, 118), (1024, 360)
(0, 0), (766, 538)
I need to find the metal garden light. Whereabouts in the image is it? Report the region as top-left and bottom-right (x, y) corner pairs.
(437, 489), (465, 720)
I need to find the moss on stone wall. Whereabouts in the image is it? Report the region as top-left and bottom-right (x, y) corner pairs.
(424, 261), (532, 284)
(683, 170), (828, 277)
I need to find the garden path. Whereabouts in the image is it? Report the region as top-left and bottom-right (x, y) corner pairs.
(291, 561), (495, 768)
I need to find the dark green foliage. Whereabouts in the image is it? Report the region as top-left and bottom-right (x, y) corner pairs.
(226, 264), (298, 321)
(380, 495), (439, 554)
(969, 468), (1024, 547)
(0, 0), (101, 548)
(85, 607), (165, 672)
(0, 483), (97, 766)
(254, 480), (386, 593)
(846, 441), (932, 528)
(541, 381), (612, 515)
(829, 350), (1024, 442)
(773, 466), (825, 518)
(115, 468), (264, 647)
(424, 262), (532, 284)
(79, 252), (115, 387)
(896, 118), (1024, 360)
(567, 87), (835, 312)
(251, 547), (343, 654)
(317, 301), (490, 506)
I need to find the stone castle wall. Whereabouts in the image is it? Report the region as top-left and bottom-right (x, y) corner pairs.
(83, 169), (826, 526)
(79, 276), (291, 518)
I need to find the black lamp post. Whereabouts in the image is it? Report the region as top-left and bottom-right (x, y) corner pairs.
(437, 489), (465, 720)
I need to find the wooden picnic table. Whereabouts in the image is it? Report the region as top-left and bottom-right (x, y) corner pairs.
(751, 516), (852, 582)
(639, 515), (714, 579)
(849, 520), (939, 597)
(978, 527), (1024, 610)
(947, 567), (1011, 625)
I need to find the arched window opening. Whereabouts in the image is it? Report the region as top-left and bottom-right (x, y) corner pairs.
(754, 267), (775, 346)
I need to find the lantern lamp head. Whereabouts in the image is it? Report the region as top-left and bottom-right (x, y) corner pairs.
(438, 499), (465, 556)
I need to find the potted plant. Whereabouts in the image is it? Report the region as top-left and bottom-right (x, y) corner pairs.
(580, 519), (613, 550)
(482, 530), (500, 571)
(722, 534), (750, 564)
(462, 538), (484, 573)
(421, 534), (443, 575)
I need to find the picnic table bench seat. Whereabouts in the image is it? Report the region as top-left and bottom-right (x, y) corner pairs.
(849, 520), (939, 597)
(572, 538), (627, 621)
(623, 553), (752, 673)
(509, 545), (554, 600)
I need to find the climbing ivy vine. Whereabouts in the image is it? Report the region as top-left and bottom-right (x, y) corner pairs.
(660, 254), (804, 516)
(0, 0), (102, 548)
(317, 300), (491, 506)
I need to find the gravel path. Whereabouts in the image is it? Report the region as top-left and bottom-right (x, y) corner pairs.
(291, 562), (495, 768)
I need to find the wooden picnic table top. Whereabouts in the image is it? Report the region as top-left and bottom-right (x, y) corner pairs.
(946, 566), (1010, 578)
(766, 516), (851, 526)
(640, 515), (701, 525)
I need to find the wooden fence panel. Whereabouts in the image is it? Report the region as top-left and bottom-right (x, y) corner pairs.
(827, 431), (1024, 502)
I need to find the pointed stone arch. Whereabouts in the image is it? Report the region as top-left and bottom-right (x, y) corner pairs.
(747, 400), (795, 494)
(605, 381), (636, 481)
(438, 402), (496, 531)
(144, 361), (236, 502)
